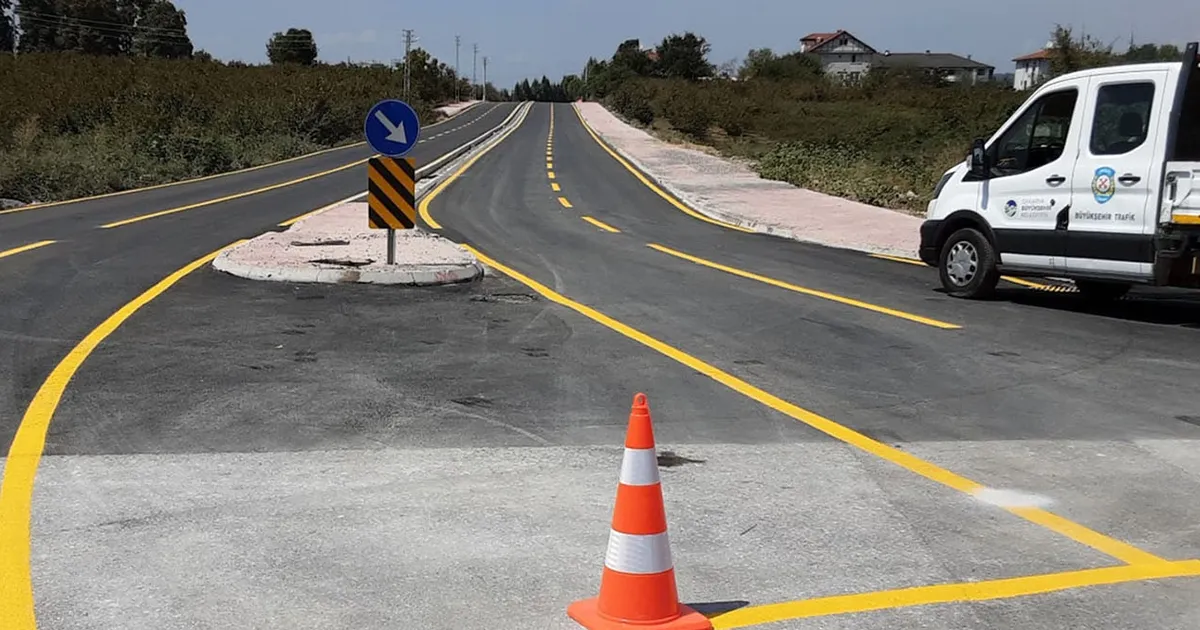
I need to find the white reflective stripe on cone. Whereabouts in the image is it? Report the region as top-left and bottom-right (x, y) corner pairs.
(619, 448), (660, 486)
(604, 530), (674, 575)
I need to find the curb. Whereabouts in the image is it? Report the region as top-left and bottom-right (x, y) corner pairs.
(212, 246), (485, 286)
(573, 103), (922, 261)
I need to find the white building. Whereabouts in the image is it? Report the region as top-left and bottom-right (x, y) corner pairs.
(1012, 44), (1053, 90)
(799, 30), (994, 84)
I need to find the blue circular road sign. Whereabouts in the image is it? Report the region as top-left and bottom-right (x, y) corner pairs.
(364, 99), (421, 157)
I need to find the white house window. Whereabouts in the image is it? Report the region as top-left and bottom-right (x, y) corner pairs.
(840, 37), (848, 46)
(851, 54), (858, 63)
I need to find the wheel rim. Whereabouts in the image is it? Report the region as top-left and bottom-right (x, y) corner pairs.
(946, 241), (978, 287)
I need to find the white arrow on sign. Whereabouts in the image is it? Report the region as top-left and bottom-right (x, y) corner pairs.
(374, 110), (408, 143)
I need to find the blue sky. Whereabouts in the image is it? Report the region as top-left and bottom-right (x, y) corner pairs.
(175, 0), (1198, 88)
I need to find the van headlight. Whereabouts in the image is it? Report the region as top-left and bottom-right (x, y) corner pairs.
(932, 171), (954, 200)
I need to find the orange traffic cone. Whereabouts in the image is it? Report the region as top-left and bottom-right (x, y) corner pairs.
(567, 393), (712, 630)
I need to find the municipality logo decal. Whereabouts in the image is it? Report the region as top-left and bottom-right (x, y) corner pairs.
(1092, 166), (1116, 204)
(1004, 199), (1018, 217)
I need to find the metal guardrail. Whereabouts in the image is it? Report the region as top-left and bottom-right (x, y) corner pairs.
(414, 101), (531, 185)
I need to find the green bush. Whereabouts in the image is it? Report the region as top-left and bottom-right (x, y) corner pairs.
(608, 81), (655, 125)
(0, 53), (461, 203)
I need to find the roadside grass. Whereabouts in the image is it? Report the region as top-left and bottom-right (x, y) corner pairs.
(605, 77), (1028, 214)
(0, 54), (455, 204)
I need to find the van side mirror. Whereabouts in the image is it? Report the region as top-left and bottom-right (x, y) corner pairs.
(969, 138), (988, 178)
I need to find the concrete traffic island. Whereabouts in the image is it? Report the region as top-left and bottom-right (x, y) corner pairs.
(213, 201), (483, 285)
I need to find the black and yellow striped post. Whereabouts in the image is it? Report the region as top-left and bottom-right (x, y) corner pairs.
(367, 156), (417, 264)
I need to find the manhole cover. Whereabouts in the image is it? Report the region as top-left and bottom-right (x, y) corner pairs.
(471, 293), (535, 304)
(309, 258), (373, 267)
(292, 239), (350, 247)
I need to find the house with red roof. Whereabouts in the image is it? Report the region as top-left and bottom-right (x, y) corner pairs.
(799, 29), (994, 84)
(1013, 43), (1054, 90)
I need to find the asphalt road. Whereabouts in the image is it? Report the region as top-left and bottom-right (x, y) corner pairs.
(0, 101), (517, 451)
(5, 101), (1200, 629)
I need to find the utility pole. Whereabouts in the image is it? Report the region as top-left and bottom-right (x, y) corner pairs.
(482, 56), (488, 103)
(402, 29), (416, 100)
(472, 43), (479, 100)
(454, 35), (461, 102)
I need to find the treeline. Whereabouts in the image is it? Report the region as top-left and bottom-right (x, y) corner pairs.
(566, 26), (1187, 213)
(0, 0), (490, 203)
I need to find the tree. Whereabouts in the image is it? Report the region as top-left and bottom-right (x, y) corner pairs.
(654, 32), (713, 80)
(193, 48), (215, 63)
(1, 0), (15, 53)
(132, 0), (192, 58)
(16, 0), (63, 52)
(739, 48), (821, 81)
(267, 27), (317, 65)
(1048, 25), (1117, 76)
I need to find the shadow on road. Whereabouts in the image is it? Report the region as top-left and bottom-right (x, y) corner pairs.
(1001, 287), (1200, 328)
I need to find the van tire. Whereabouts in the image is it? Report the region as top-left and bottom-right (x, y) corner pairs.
(1075, 280), (1131, 301)
(938, 227), (1000, 299)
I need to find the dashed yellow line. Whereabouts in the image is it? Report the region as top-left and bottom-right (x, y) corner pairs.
(650, 243), (962, 330)
(558, 197), (573, 209)
(547, 161), (554, 169)
(582, 216), (620, 233)
(571, 104), (754, 234)
(0, 241), (56, 261)
(548, 171), (556, 180)
(551, 183), (561, 192)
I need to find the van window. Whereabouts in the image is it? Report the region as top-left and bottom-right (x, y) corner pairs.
(1090, 82), (1155, 155)
(989, 89), (1078, 177)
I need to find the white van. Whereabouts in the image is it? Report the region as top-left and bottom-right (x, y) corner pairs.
(919, 43), (1200, 300)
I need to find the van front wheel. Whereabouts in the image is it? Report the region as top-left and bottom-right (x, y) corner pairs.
(938, 227), (1000, 299)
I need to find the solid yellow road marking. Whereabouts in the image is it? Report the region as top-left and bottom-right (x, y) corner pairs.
(459, 245), (1163, 566)
(418, 103), (534, 230)
(650, 243), (961, 330)
(868, 253), (1071, 292)
(417, 103), (1163, 569)
(558, 197), (573, 209)
(0, 241), (244, 630)
(551, 183), (561, 192)
(582, 216), (621, 233)
(869, 253), (926, 266)
(548, 171), (556, 179)
(0, 144), (368, 216)
(571, 104), (754, 234)
(0, 241), (56, 261)
(100, 158), (370, 229)
(0, 104), (500, 217)
(711, 560), (1200, 628)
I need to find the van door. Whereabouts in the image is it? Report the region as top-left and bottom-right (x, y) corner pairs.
(1066, 70), (1168, 280)
(977, 80), (1086, 273)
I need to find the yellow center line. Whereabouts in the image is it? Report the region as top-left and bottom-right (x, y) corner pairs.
(462, 244), (1164, 566)
(548, 171), (556, 180)
(582, 216), (621, 233)
(547, 161), (554, 169)
(650, 243), (961, 330)
(551, 183), (561, 192)
(0, 241), (56, 261)
(557, 197), (573, 209)
(418, 102), (535, 230)
(100, 158), (371, 229)
(0, 240), (246, 630)
(570, 104), (754, 234)
(710, 560), (1200, 628)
